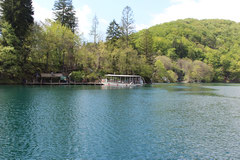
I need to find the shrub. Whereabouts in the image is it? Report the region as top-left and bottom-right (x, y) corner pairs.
(69, 71), (85, 82)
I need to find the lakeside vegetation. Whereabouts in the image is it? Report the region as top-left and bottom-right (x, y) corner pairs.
(0, 0), (240, 84)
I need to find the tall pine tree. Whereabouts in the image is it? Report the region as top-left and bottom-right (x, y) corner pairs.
(53, 0), (78, 33)
(0, 0), (34, 43)
(121, 6), (135, 47)
(0, 0), (34, 80)
(139, 29), (154, 64)
(89, 15), (99, 44)
(106, 19), (122, 45)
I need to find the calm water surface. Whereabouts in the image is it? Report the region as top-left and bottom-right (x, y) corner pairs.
(0, 84), (240, 159)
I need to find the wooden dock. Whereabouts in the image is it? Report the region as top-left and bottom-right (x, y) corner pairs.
(27, 73), (103, 85)
(25, 82), (103, 85)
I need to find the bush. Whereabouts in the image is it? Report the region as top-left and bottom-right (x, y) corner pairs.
(177, 58), (214, 82)
(69, 71), (85, 82)
(167, 70), (178, 82)
(86, 72), (99, 82)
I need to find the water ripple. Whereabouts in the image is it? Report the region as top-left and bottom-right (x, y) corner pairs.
(0, 85), (240, 159)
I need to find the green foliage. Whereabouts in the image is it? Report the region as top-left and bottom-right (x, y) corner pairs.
(0, 45), (21, 79)
(167, 48), (177, 60)
(133, 19), (240, 82)
(135, 55), (153, 82)
(0, 21), (20, 48)
(29, 20), (79, 72)
(69, 71), (99, 82)
(86, 72), (99, 82)
(0, 0), (34, 81)
(53, 0), (77, 33)
(153, 59), (168, 82)
(191, 60), (214, 82)
(153, 56), (178, 82)
(111, 46), (138, 74)
(167, 70), (178, 82)
(136, 29), (154, 64)
(153, 37), (172, 55)
(0, 21), (22, 80)
(69, 71), (85, 82)
(177, 58), (213, 82)
(0, 0), (34, 41)
(106, 20), (122, 45)
(2, 15), (240, 83)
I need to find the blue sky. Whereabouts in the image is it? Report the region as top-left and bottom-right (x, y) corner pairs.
(33, 0), (240, 41)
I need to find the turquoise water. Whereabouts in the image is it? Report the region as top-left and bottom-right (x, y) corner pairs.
(0, 84), (240, 159)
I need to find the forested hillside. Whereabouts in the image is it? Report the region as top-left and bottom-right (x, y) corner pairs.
(133, 19), (240, 82)
(0, 1), (240, 84)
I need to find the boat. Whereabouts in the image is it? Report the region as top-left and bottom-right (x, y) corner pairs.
(101, 74), (145, 87)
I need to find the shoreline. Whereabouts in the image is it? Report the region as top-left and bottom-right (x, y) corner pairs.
(1, 82), (240, 85)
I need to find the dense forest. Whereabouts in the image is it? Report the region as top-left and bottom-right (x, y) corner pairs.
(0, 0), (240, 84)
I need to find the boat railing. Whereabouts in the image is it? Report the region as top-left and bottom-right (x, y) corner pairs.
(106, 79), (141, 84)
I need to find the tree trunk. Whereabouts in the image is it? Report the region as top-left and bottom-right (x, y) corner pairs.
(46, 52), (49, 72)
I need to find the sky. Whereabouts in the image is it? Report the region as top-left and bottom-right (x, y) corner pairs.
(33, 0), (240, 41)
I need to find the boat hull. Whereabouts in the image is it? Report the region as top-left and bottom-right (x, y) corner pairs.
(102, 82), (143, 87)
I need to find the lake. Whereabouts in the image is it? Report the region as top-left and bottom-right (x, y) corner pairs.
(0, 84), (240, 159)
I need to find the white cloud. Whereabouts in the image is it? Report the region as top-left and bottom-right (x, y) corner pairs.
(32, 1), (53, 23)
(98, 18), (109, 40)
(76, 7), (109, 41)
(152, 0), (240, 25)
(33, 1), (92, 39)
(99, 18), (109, 26)
(99, 18), (109, 34)
(32, 2), (104, 41)
(135, 24), (149, 31)
(76, 5), (92, 38)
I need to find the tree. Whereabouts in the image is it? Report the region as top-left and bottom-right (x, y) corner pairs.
(89, 15), (99, 44)
(191, 60), (213, 82)
(113, 46), (138, 74)
(177, 58), (213, 82)
(53, 0), (78, 33)
(0, 0), (34, 41)
(138, 29), (154, 64)
(29, 21), (79, 72)
(135, 55), (153, 83)
(0, 0), (34, 80)
(106, 19), (122, 45)
(154, 59), (168, 82)
(153, 56), (178, 82)
(172, 38), (188, 59)
(0, 22), (21, 80)
(121, 6), (134, 47)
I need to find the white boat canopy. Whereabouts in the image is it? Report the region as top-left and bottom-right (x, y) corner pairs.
(105, 74), (142, 78)
(102, 74), (145, 86)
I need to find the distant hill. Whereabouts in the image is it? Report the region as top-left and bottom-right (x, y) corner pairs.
(133, 19), (240, 82)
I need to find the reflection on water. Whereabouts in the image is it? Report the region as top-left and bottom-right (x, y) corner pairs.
(184, 92), (224, 97)
(0, 84), (240, 159)
(154, 83), (240, 99)
(101, 85), (135, 90)
(153, 83), (216, 92)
